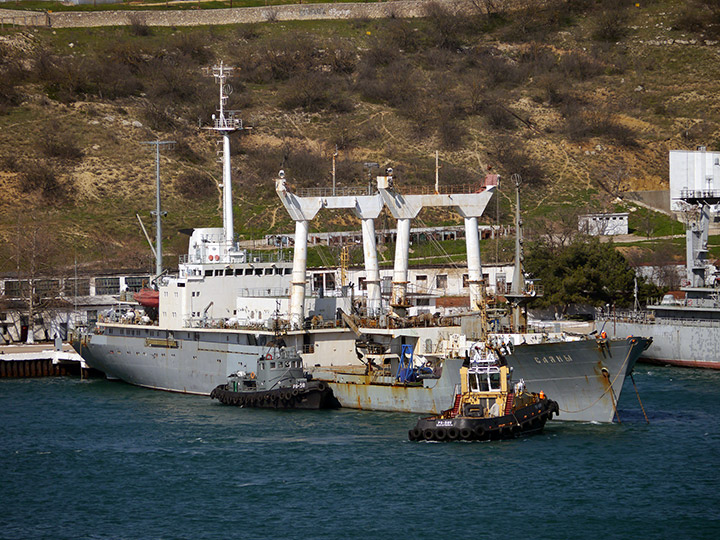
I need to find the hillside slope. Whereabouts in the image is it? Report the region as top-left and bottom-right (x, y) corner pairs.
(1, 0), (718, 272)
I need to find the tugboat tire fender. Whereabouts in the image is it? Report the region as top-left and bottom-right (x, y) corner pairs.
(423, 429), (435, 441)
(459, 428), (473, 440)
(435, 428), (447, 441)
(316, 382), (327, 392)
(291, 388), (300, 397)
(447, 427), (459, 440)
(473, 426), (486, 439)
(408, 429), (418, 441)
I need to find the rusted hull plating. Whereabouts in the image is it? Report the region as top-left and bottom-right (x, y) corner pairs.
(313, 337), (651, 423)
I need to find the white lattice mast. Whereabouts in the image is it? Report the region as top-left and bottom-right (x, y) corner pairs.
(207, 62), (243, 251)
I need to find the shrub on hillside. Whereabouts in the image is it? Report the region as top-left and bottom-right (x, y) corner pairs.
(495, 141), (545, 186)
(171, 32), (215, 65)
(141, 102), (178, 131)
(128, 14), (152, 37)
(279, 73), (353, 113)
(592, 9), (628, 42)
(356, 59), (419, 108)
(423, 1), (467, 50)
(234, 23), (262, 41)
(381, 18), (422, 53)
(564, 107), (637, 147)
(174, 170), (216, 199)
(236, 34), (318, 84)
(87, 59), (143, 100)
(103, 40), (148, 73)
(19, 161), (67, 200)
(172, 138), (202, 164)
(40, 130), (84, 161)
(558, 50), (605, 81)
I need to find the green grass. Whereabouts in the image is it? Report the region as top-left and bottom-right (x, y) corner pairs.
(2, 0), (376, 13)
(626, 206), (683, 238)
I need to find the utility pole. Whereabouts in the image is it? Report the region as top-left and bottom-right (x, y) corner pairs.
(332, 145), (338, 196)
(141, 139), (174, 277)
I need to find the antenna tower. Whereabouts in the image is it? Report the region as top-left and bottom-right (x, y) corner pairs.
(205, 62), (245, 250)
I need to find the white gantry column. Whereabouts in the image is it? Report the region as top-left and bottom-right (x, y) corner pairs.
(380, 176), (496, 316)
(391, 218), (411, 309)
(290, 220), (309, 329)
(276, 177), (322, 330)
(464, 216), (483, 311)
(361, 218), (381, 315)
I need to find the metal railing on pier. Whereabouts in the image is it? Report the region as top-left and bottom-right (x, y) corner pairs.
(298, 186), (376, 198)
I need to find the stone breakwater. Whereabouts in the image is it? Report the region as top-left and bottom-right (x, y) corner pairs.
(0, 1), (538, 29)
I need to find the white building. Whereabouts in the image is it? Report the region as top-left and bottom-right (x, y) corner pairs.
(578, 213), (629, 236)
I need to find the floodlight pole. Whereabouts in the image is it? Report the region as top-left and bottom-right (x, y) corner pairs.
(141, 139), (175, 277)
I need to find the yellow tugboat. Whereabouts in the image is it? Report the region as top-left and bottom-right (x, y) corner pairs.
(409, 342), (559, 442)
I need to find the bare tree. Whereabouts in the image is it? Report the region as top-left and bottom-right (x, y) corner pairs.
(4, 213), (64, 343)
(528, 206), (582, 251)
(594, 164), (630, 198)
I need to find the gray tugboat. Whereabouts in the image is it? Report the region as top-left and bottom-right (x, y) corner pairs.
(409, 341), (558, 442)
(210, 339), (340, 409)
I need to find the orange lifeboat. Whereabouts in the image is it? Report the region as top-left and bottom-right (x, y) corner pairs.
(134, 288), (160, 309)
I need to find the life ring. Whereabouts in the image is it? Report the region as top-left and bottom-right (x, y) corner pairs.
(249, 372), (256, 379)
(265, 353), (273, 361)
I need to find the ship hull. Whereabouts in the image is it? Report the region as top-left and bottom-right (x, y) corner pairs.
(607, 319), (720, 369)
(72, 325), (650, 422)
(72, 326), (274, 395)
(310, 337), (650, 423)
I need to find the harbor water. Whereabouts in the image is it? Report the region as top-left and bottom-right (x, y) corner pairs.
(2, 366), (719, 540)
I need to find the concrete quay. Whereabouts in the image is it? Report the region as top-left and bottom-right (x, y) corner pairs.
(0, 343), (92, 378)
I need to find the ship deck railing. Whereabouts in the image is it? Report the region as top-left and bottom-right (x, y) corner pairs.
(296, 183), (492, 198)
(597, 308), (720, 327)
(179, 250), (292, 265)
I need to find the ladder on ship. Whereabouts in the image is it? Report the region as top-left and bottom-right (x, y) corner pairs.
(504, 392), (515, 415)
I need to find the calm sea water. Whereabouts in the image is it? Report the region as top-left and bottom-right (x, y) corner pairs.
(2, 366), (719, 540)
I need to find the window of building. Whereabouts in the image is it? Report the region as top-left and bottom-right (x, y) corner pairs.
(359, 277), (367, 291)
(436, 274), (447, 289)
(462, 274), (469, 288)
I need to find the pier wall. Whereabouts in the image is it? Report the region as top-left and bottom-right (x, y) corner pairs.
(0, 358), (68, 377)
(0, 1), (545, 29)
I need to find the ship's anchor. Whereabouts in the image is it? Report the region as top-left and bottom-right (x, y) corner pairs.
(601, 367), (620, 423)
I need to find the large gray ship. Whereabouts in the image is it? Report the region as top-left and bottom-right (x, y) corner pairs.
(72, 63), (651, 422)
(600, 148), (720, 369)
